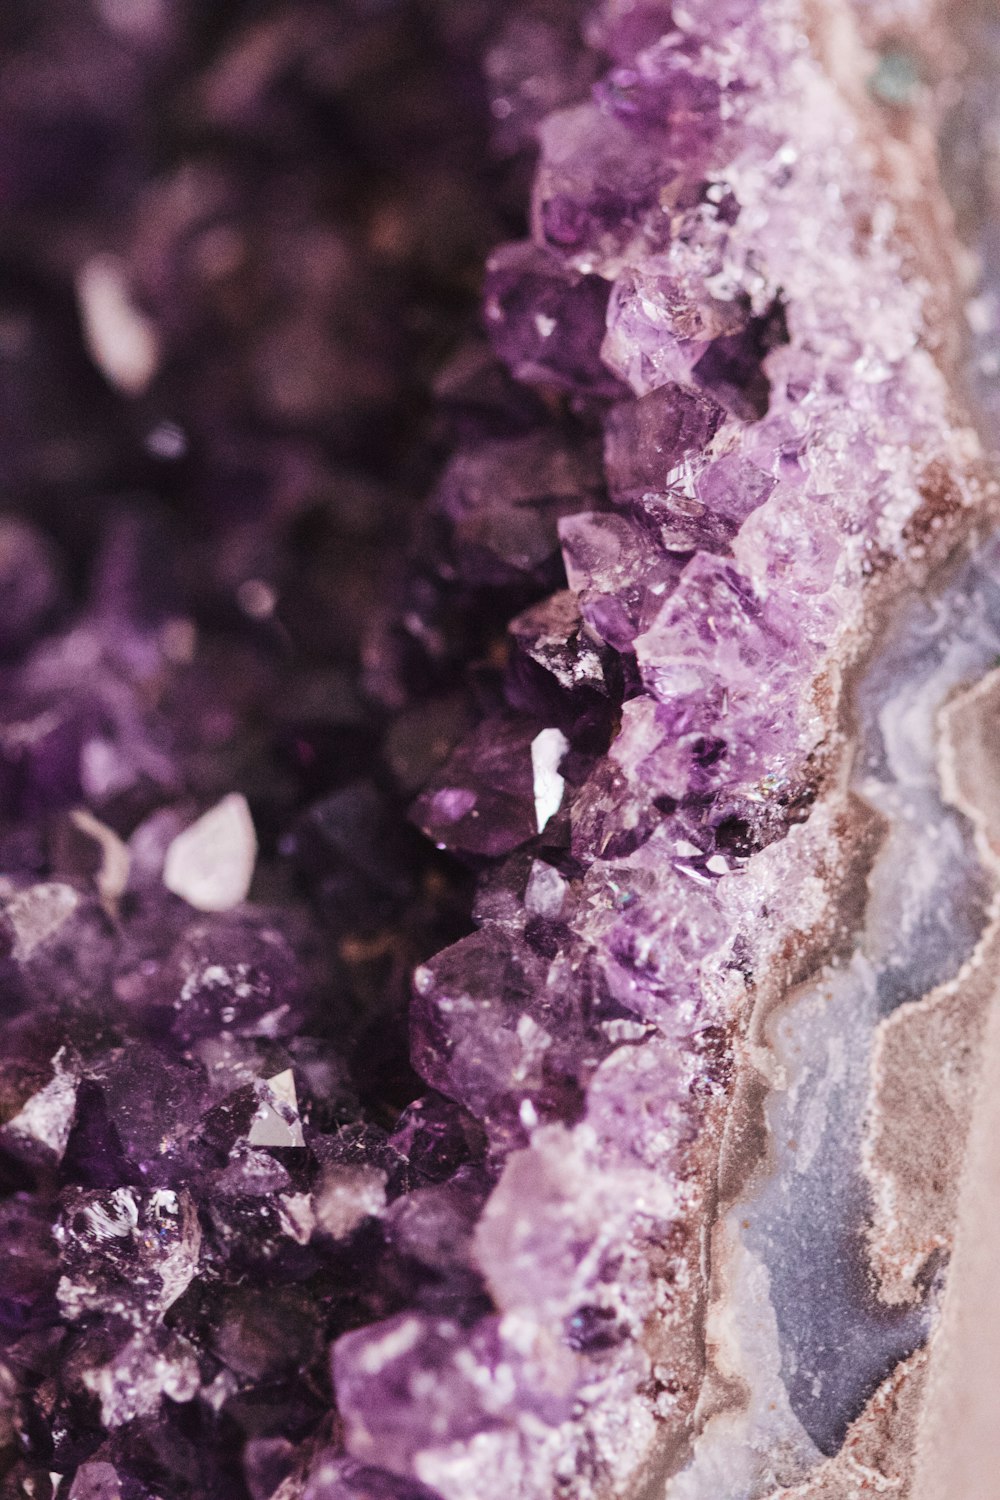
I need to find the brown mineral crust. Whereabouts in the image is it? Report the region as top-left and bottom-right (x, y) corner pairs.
(764, 1350), (927, 1500)
(862, 960), (993, 1304)
(862, 667), (1000, 1303)
(633, 1170), (714, 1483)
(903, 461), (973, 556)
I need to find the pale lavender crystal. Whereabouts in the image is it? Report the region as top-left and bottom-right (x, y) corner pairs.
(603, 381), (726, 503)
(333, 1311), (578, 1477)
(696, 452), (775, 533)
(632, 552), (801, 797)
(603, 258), (750, 393)
(633, 451), (777, 557)
(559, 509), (685, 650)
(383, 1165), (489, 1272)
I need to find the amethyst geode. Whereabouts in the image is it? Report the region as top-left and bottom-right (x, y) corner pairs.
(0, 1), (984, 1498)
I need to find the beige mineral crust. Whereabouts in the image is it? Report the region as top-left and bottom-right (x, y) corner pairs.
(910, 960), (1000, 1500)
(764, 1352), (927, 1500)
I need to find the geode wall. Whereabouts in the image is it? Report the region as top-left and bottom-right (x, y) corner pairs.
(0, 3), (995, 1500)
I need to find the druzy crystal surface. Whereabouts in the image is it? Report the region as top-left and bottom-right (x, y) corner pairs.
(0, 1), (993, 1498)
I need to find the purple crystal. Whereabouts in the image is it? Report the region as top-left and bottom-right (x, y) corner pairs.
(533, 102), (673, 265)
(0, 0), (974, 1495)
(484, 241), (624, 397)
(411, 714), (567, 859)
(409, 928), (552, 1140)
(435, 430), (604, 587)
(333, 1311), (578, 1477)
(387, 1093), (486, 1184)
(164, 911), (310, 1044)
(604, 381), (726, 504)
(595, 43), (724, 155)
(78, 1046), (206, 1181)
(559, 509), (685, 650)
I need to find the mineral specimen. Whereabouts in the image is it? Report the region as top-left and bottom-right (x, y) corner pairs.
(0, 0), (996, 1498)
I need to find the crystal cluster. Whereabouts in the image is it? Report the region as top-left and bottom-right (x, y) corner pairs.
(0, 2), (983, 1499)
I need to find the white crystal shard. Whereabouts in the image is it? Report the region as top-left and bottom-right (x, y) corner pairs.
(163, 793), (257, 912)
(530, 727), (568, 832)
(76, 254), (160, 397)
(247, 1069), (306, 1148)
(0, 1059), (78, 1165)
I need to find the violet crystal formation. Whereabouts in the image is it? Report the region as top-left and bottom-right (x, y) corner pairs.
(0, 2), (993, 1499)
